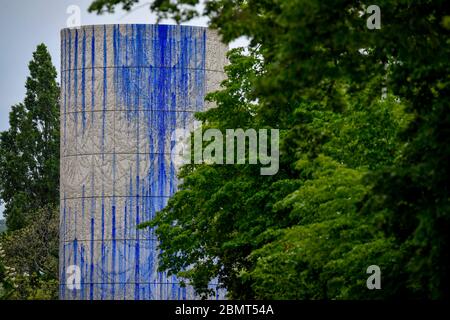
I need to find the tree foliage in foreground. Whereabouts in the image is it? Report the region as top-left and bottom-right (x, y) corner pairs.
(93, 0), (450, 299)
(0, 44), (60, 299)
(0, 206), (59, 300)
(0, 220), (6, 234)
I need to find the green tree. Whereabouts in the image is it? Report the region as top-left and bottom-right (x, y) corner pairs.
(0, 206), (59, 300)
(140, 48), (405, 299)
(0, 44), (60, 231)
(0, 219), (6, 234)
(91, 0), (450, 299)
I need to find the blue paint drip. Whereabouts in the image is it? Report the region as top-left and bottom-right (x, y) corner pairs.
(63, 31), (67, 147)
(102, 26), (107, 160)
(112, 152), (117, 299)
(101, 193), (105, 300)
(73, 238), (78, 299)
(74, 30), (78, 136)
(90, 166), (95, 300)
(68, 29), (72, 115)
(82, 185), (85, 219)
(80, 245), (85, 300)
(90, 217), (94, 300)
(62, 195), (67, 299)
(91, 26), (96, 123)
(135, 174), (140, 300)
(111, 204), (116, 299)
(81, 30), (86, 131)
(122, 201), (127, 298)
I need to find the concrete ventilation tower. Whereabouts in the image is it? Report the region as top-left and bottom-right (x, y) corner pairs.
(60, 24), (227, 300)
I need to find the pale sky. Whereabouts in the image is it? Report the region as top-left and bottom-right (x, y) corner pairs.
(0, 0), (246, 219)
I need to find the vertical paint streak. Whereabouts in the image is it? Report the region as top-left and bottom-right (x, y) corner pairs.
(122, 199), (127, 298)
(134, 25), (141, 301)
(111, 151), (117, 299)
(111, 204), (116, 299)
(63, 31), (67, 147)
(82, 30), (86, 131)
(101, 192), (105, 300)
(73, 238), (78, 299)
(82, 185), (85, 220)
(89, 171), (95, 300)
(90, 216), (94, 300)
(68, 29), (72, 125)
(60, 32), (67, 299)
(74, 30), (79, 136)
(80, 245), (85, 299)
(102, 26), (107, 160)
(62, 195), (67, 299)
(100, 26), (107, 300)
(91, 26), (96, 123)
(81, 182), (86, 297)
(135, 174), (140, 300)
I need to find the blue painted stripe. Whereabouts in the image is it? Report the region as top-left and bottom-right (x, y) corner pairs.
(81, 30), (86, 131)
(74, 30), (78, 135)
(68, 30), (72, 113)
(102, 25), (107, 159)
(73, 238), (78, 299)
(91, 25), (96, 123)
(63, 31), (67, 146)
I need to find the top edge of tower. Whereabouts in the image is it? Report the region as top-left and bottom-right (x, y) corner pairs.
(61, 24), (212, 34)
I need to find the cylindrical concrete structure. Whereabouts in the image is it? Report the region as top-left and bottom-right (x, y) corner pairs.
(60, 24), (227, 300)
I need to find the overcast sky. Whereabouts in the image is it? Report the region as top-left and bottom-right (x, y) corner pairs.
(0, 0), (246, 219)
